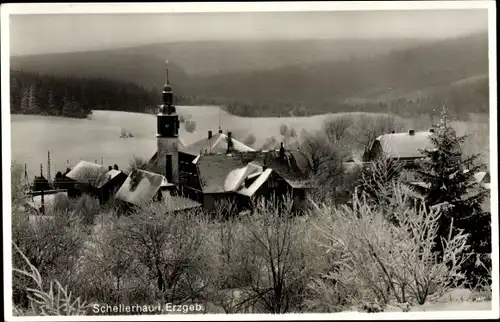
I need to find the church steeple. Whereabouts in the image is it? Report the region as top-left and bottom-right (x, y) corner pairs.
(156, 60), (180, 184)
(161, 60), (175, 114)
(157, 60), (179, 138)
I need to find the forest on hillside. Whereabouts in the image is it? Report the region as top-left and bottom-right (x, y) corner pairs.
(10, 71), (161, 118)
(11, 33), (489, 121)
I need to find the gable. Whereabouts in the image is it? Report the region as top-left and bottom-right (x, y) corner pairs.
(115, 169), (165, 205)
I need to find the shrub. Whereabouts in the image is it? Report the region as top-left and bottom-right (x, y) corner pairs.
(12, 243), (90, 316)
(243, 134), (256, 147)
(185, 120), (197, 133)
(310, 187), (470, 308)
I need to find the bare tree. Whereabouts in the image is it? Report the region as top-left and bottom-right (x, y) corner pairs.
(116, 202), (211, 304)
(232, 195), (312, 313)
(322, 116), (352, 144)
(86, 217), (134, 303)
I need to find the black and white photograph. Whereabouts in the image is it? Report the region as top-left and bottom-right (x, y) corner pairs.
(1, 1), (498, 320)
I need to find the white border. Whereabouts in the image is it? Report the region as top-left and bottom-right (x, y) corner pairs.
(1, 2), (498, 321)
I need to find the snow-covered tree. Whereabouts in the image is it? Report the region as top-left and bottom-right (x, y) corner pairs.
(406, 107), (490, 286)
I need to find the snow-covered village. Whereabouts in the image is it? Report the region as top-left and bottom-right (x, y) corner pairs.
(4, 2), (497, 319)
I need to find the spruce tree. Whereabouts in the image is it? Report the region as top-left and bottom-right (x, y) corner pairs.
(27, 83), (40, 114)
(47, 91), (59, 116)
(20, 87), (30, 114)
(406, 107), (490, 286)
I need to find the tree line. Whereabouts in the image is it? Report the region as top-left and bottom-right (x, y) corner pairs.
(10, 70), (160, 118)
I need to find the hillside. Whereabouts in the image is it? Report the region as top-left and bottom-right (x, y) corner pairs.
(10, 32), (489, 119)
(191, 33), (489, 116)
(10, 38), (421, 80)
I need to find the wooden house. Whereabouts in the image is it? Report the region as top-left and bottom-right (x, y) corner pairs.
(114, 169), (202, 215)
(176, 142), (314, 214)
(363, 129), (437, 163)
(94, 169), (128, 204)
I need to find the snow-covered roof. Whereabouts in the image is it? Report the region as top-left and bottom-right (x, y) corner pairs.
(237, 168), (273, 197)
(374, 131), (435, 159)
(65, 160), (105, 183)
(181, 132), (255, 156)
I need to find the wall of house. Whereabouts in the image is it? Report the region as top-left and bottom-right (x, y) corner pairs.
(203, 193), (238, 214)
(292, 188), (307, 211)
(100, 173), (127, 205)
(179, 152), (202, 191)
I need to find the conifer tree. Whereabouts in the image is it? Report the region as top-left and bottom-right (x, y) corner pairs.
(406, 107), (490, 286)
(47, 91), (59, 116)
(27, 83), (40, 114)
(20, 87), (31, 114)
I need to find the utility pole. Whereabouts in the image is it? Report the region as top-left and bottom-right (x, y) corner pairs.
(47, 151), (51, 184)
(40, 164), (45, 216)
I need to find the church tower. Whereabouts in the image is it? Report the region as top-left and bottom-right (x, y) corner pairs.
(156, 60), (180, 184)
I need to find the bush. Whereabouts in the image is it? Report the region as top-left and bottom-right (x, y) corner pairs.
(185, 120), (197, 133)
(12, 243), (90, 316)
(243, 134), (256, 147)
(12, 210), (87, 311)
(72, 195), (100, 226)
(310, 186), (470, 308)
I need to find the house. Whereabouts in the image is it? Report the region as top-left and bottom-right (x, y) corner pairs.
(94, 169), (128, 204)
(363, 129), (438, 163)
(176, 144), (314, 213)
(114, 169), (202, 214)
(61, 160), (127, 204)
(61, 160), (106, 198)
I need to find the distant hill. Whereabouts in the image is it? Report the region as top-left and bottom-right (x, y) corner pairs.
(10, 33), (489, 119)
(10, 38), (423, 93)
(190, 33), (488, 104)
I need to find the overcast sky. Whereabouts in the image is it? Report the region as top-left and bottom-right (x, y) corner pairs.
(10, 9), (488, 56)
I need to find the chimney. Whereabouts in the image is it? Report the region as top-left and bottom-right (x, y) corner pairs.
(165, 154), (173, 183)
(263, 153), (268, 171)
(108, 165), (113, 171)
(429, 128), (435, 133)
(279, 142), (285, 162)
(218, 127), (223, 134)
(408, 129), (415, 136)
(208, 130), (213, 140)
(227, 132), (233, 154)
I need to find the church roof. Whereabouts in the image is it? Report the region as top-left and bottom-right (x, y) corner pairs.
(180, 132), (255, 156)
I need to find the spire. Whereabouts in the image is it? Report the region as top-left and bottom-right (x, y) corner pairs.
(162, 59), (174, 111)
(165, 60), (170, 86)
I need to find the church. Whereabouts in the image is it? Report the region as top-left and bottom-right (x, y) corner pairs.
(49, 62), (314, 215)
(114, 62), (314, 214)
